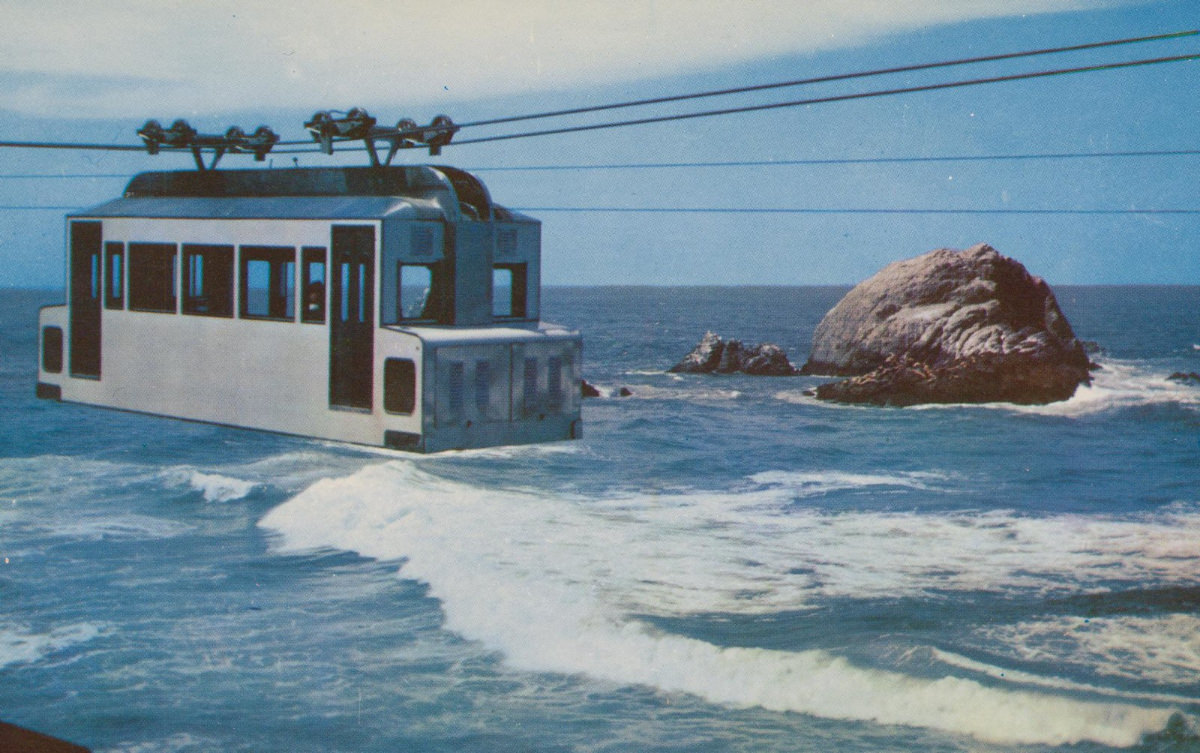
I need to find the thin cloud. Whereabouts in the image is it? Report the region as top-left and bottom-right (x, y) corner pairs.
(0, 0), (1109, 117)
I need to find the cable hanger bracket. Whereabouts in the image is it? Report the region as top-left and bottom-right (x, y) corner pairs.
(303, 108), (458, 165)
(137, 119), (280, 170)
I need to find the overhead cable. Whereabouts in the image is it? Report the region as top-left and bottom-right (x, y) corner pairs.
(453, 53), (1200, 146)
(272, 30), (1199, 146)
(0, 149), (1195, 179)
(449, 30), (1199, 131)
(514, 207), (1200, 215)
(0, 38), (1194, 156)
(465, 149), (1200, 172)
(0, 140), (144, 151)
(5, 204), (1195, 215)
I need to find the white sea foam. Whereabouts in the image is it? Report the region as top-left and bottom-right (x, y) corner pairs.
(932, 647), (1200, 707)
(626, 383), (743, 401)
(261, 463), (1200, 746)
(48, 514), (192, 541)
(773, 359), (1200, 416)
(179, 470), (258, 503)
(972, 614), (1200, 689)
(772, 388), (822, 406)
(1002, 359), (1200, 418)
(0, 622), (104, 668)
(750, 469), (946, 495)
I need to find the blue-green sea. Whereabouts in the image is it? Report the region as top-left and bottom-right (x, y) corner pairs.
(2, 285), (1199, 752)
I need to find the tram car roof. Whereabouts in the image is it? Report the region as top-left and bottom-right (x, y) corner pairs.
(73, 165), (535, 224)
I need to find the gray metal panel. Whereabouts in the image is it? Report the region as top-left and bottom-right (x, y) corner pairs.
(453, 222), (494, 327)
(124, 166), (454, 199)
(73, 196), (446, 221)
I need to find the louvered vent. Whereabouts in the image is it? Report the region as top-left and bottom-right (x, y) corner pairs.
(497, 229), (518, 257)
(412, 226), (434, 256)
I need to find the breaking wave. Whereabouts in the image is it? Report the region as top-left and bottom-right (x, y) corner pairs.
(260, 463), (1200, 746)
(1002, 359), (1200, 418)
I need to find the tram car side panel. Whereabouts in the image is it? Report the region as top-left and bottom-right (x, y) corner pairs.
(37, 217), (398, 445)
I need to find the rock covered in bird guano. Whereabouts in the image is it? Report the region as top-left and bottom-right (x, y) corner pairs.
(669, 331), (800, 376)
(800, 244), (1091, 406)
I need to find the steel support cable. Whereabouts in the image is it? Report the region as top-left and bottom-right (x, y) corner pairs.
(0, 173), (133, 179)
(0, 37), (1194, 154)
(0, 205), (85, 210)
(0, 140), (144, 150)
(268, 29), (1198, 145)
(443, 30), (1200, 131)
(465, 149), (1200, 172)
(1, 149), (1197, 179)
(5, 204), (1197, 214)
(451, 53), (1200, 147)
(513, 207), (1200, 215)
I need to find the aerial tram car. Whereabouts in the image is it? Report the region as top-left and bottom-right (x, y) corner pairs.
(36, 112), (582, 452)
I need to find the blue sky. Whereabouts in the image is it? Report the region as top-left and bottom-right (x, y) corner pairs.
(0, 1), (1195, 287)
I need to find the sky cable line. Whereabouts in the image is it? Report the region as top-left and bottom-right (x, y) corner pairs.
(0, 30), (1195, 156)
(512, 207), (1200, 216)
(344, 29), (1200, 135)
(1, 149), (1198, 181)
(271, 29), (1199, 146)
(2, 148), (1198, 180)
(451, 52), (1200, 146)
(5, 204), (1197, 215)
(465, 150), (1200, 172)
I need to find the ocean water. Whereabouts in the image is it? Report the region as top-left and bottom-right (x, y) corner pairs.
(2, 285), (1199, 753)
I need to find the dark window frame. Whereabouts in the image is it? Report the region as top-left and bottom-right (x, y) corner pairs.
(104, 242), (124, 310)
(493, 263), (528, 319)
(301, 246), (327, 324)
(389, 261), (452, 325)
(239, 245), (296, 321)
(182, 244), (234, 318)
(128, 242), (178, 314)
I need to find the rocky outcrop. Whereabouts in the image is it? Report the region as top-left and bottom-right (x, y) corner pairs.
(801, 244), (1091, 406)
(582, 380), (635, 398)
(670, 331), (800, 376)
(1168, 372), (1200, 385)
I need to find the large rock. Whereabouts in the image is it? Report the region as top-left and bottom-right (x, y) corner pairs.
(670, 332), (800, 376)
(801, 244), (1091, 405)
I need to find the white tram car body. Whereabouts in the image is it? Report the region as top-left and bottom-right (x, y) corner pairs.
(37, 166), (582, 452)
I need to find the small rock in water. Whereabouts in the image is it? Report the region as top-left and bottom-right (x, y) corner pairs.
(669, 332), (800, 376)
(581, 380), (601, 398)
(1167, 371), (1200, 385)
